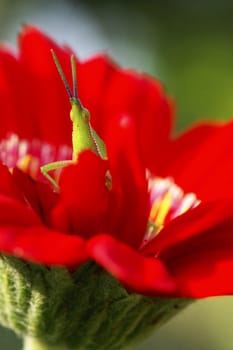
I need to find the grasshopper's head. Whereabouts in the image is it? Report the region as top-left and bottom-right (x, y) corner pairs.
(70, 98), (90, 124)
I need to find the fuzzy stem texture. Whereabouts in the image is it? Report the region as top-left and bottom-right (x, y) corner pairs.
(0, 256), (193, 350)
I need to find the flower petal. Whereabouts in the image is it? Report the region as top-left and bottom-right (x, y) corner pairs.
(88, 234), (177, 296)
(77, 53), (173, 173)
(0, 48), (35, 140)
(0, 225), (87, 269)
(142, 199), (233, 255)
(102, 68), (173, 173)
(17, 25), (173, 176)
(0, 194), (41, 226)
(105, 114), (149, 248)
(0, 163), (23, 201)
(142, 199), (233, 297)
(12, 167), (58, 226)
(19, 25), (73, 146)
(164, 222), (233, 297)
(78, 54), (116, 136)
(156, 120), (233, 201)
(52, 151), (110, 237)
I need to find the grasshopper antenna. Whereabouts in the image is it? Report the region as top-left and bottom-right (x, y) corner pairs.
(51, 49), (73, 99)
(71, 54), (78, 99)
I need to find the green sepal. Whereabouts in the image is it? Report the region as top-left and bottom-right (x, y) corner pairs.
(0, 255), (193, 350)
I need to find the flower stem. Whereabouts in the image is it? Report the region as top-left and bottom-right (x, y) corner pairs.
(23, 337), (67, 350)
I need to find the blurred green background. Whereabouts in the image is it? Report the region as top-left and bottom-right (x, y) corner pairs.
(1, 0), (233, 349)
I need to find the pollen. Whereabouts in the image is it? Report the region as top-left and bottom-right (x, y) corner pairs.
(145, 176), (200, 242)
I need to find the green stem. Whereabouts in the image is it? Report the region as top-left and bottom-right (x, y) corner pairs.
(23, 337), (68, 350)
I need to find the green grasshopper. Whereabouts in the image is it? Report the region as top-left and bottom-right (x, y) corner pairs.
(40, 50), (107, 189)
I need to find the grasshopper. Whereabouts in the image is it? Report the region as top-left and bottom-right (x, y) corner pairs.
(40, 50), (106, 189)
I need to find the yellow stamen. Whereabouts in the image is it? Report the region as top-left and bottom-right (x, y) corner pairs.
(17, 155), (39, 178)
(17, 155), (32, 172)
(150, 200), (161, 222)
(155, 193), (172, 227)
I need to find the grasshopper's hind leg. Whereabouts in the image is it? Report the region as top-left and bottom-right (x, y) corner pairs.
(40, 160), (73, 190)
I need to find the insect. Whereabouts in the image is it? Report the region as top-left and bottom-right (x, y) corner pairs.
(40, 50), (107, 189)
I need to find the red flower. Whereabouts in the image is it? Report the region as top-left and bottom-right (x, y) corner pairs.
(0, 25), (232, 299)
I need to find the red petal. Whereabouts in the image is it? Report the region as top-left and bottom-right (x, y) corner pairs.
(19, 25), (72, 146)
(0, 163), (23, 201)
(12, 168), (58, 226)
(78, 54), (173, 173)
(102, 68), (173, 172)
(16, 25), (173, 177)
(78, 55), (116, 136)
(88, 234), (176, 296)
(142, 199), (233, 297)
(0, 48), (35, 139)
(52, 151), (110, 237)
(0, 194), (41, 226)
(105, 114), (149, 248)
(142, 200), (233, 255)
(0, 225), (87, 269)
(164, 222), (233, 297)
(156, 120), (233, 201)
(136, 86), (174, 174)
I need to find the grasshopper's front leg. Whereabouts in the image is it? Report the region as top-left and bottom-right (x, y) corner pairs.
(41, 160), (73, 190)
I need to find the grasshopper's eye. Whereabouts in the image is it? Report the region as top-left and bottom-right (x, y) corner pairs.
(70, 109), (74, 122)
